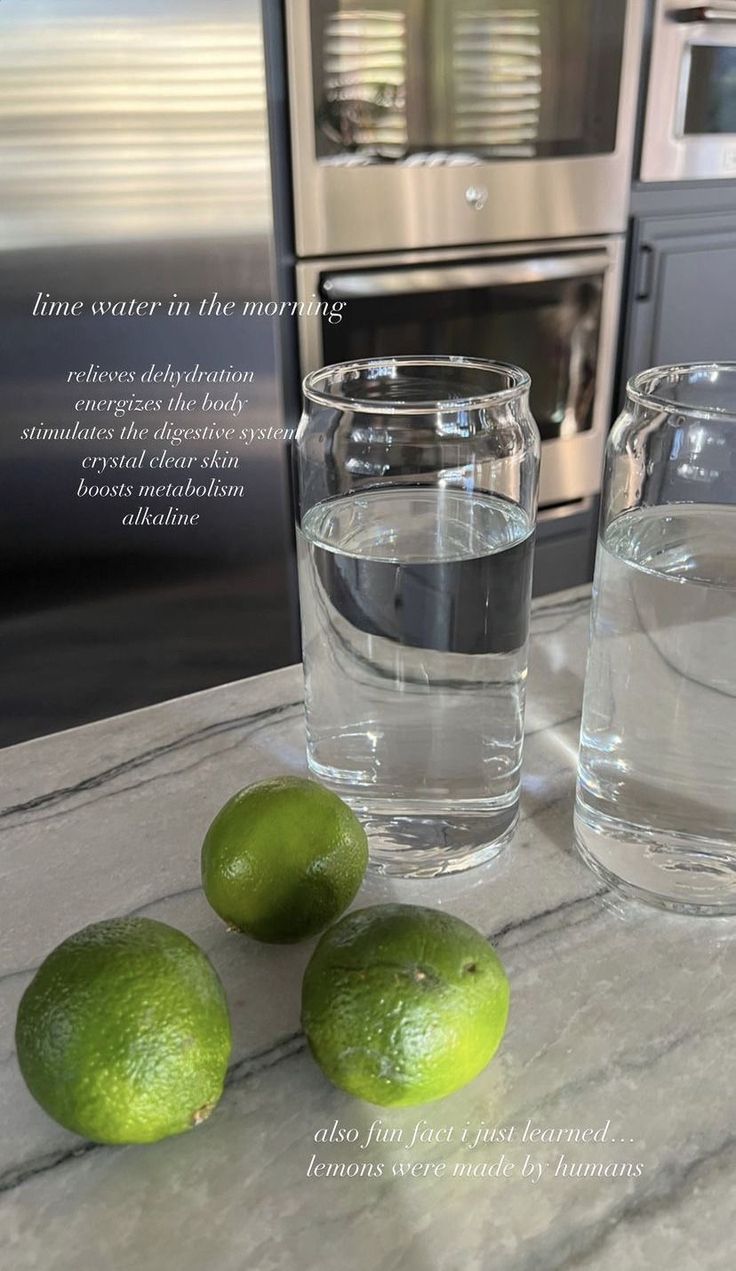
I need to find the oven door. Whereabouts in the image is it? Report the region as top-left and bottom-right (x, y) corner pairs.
(286, 0), (645, 255)
(642, 0), (736, 181)
(296, 238), (624, 508)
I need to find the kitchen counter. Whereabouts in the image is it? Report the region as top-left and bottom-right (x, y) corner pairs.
(1, 586), (734, 1271)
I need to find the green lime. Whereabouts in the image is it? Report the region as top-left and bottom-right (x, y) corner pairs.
(302, 904), (509, 1107)
(15, 917), (232, 1145)
(201, 776), (368, 944)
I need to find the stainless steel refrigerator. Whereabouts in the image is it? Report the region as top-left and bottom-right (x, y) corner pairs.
(0, 0), (299, 745)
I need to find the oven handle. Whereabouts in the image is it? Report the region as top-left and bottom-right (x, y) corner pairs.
(670, 4), (736, 21)
(321, 253), (611, 300)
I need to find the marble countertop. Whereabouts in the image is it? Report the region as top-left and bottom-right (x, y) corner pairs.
(1, 586), (734, 1271)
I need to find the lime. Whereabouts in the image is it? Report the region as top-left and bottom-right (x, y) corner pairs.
(301, 904), (509, 1107)
(201, 776), (368, 944)
(15, 917), (232, 1145)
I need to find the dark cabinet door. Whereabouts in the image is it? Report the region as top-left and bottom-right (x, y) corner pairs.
(623, 212), (736, 386)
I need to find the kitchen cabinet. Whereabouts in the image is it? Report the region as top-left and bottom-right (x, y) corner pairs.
(532, 503), (598, 598)
(622, 212), (736, 384)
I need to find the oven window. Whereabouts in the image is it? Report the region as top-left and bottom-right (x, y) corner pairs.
(321, 268), (604, 442)
(309, 0), (626, 162)
(683, 45), (736, 137)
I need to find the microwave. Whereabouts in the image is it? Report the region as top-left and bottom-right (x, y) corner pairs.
(641, 0), (736, 181)
(286, 0), (646, 256)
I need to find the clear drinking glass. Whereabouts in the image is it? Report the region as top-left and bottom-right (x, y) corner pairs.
(575, 363), (736, 914)
(293, 356), (540, 878)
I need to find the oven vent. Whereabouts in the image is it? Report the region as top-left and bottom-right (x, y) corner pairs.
(452, 9), (542, 156)
(319, 9), (408, 157)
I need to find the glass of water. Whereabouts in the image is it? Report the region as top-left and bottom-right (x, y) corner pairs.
(575, 363), (736, 914)
(293, 356), (540, 878)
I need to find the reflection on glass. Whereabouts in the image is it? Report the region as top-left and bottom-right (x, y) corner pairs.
(310, 0), (626, 163)
(322, 271), (604, 442)
(683, 45), (736, 137)
(319, 8), (408, 154)
(451, 10), (542, 157)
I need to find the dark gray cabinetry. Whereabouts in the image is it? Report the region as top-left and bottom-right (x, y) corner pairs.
(623, 212), (736, 384)
(533, 503), (598, 598)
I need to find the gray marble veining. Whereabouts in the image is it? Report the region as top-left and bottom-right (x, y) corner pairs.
(1, 586), (734, 1271)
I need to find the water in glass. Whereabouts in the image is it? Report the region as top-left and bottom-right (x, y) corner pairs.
(298, 486), (534, 875)
(576, 502), (736, 911)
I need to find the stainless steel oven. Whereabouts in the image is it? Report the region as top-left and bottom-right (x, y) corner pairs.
(285, 0), (645, 256)
(296, 237), (625, 509)
(641, 0), (736, 181)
